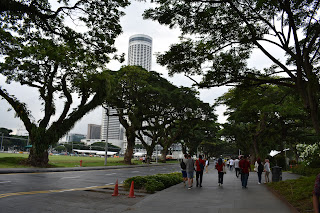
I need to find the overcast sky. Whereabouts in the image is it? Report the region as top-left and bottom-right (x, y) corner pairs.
(0, 1), (283, 136)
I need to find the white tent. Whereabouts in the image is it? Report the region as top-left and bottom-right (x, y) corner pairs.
(73, 149), (117, 156)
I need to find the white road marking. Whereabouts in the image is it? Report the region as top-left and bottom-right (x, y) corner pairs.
(105, 173), (117, 176)
(0, 181), (11, 184)
(131, 171), (140, 173)
(60, 176), (80, 179)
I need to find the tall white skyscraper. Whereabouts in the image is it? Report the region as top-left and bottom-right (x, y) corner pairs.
(128, 34), (152, 71)
(101, 34), (153, 152)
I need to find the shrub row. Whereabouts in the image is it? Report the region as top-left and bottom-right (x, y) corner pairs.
(123, 172), (183, 193)
(291, 164), (320, 176)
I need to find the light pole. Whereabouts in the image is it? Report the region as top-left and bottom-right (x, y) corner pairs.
(1, 133), (3, 151)
(156, 145), (158, 164)
(104, 106), (110, 166)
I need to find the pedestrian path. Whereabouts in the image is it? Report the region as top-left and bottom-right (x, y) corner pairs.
(124, 168), (300, 213)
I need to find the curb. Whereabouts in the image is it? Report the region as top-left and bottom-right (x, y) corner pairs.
(0, 163), (177, 174)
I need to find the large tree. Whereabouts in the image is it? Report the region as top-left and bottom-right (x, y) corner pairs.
(0, 0), (129, 166)
(144, 0), (320, 133)
(106, 66), (176, 164)
(217, 84), (316, 161)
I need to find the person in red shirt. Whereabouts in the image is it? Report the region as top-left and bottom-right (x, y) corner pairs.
(239, 155), (251, 188)
(195, 155), (206, 187)
(313, 173), (320, 213)
(215, 158), (225, 186)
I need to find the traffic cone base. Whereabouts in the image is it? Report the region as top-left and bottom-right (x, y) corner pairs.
(128, 181), (135, 198)
(112, 179), (119, 196)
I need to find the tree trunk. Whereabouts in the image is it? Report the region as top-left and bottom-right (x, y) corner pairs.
(297, 68), (320, 134)
(124, 142), (134, 164)
(146, 146), (155, 164)
(28, 147), (49, 167)
(161, 147), (168, 163)
(26, 130), (51, 167)
(124, 127), (135, 165)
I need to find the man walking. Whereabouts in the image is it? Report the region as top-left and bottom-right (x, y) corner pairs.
(186, 154), (195, 189)
(195, 155), (206, 187)
(239, 155), (251, 188)
(180, 154), (188, 186)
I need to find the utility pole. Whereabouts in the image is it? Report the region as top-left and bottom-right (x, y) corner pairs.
(104, 106), (110, 166)
(156, 145), (158, 163)
(1, 133), (3, 151)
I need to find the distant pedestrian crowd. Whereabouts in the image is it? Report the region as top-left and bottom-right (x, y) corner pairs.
(180, 154), (271, 190)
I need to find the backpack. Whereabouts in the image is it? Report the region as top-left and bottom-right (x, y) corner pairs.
(199, 161), (204, 170)
(180, 160), (186, 170)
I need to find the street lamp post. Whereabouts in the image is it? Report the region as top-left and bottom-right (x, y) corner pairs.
(104, 106), (110, 166)
(1, 133), (3, 151)
(156, 145), (158, 164)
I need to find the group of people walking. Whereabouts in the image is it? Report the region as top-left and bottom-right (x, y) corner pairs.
(180, 154), (208, 189)
(180, 154), (271, 189)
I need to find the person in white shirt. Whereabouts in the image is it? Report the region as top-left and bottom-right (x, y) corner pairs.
(229, 158), (234, 171)
(234, 157), (240, 178)
(205, 158), (209, 173)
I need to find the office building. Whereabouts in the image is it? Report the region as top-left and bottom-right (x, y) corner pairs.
(101, 107), (121, 140)
(128, 34), (152, 71)
(86, 124), (101, 139)
(100, 34), (153, 153)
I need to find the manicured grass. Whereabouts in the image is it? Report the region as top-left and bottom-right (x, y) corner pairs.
(268, 175), (316, 213)
(0, 153), (142, 168)
(0, 153), (177, 168)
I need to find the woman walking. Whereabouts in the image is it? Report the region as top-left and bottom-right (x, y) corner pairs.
(264, 159), (271, 183)
(215, 158), (225, 186)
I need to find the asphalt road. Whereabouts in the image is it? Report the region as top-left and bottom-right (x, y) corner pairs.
(0, 164), (180, 213)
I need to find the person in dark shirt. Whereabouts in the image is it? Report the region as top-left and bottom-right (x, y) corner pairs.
(239, 155), (251, 188)
(256, 158), (264, 184)
(313, 173), (320, 213)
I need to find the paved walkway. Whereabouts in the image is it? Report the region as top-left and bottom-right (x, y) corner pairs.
(0, 165), (301, 213)
(123, 168), (301, 213)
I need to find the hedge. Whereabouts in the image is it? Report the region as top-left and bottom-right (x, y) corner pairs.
(123, 172), (183, 193)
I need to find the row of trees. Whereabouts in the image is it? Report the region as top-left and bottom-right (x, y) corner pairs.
(143, 0), (320, 165)
(144, 0), (320, 134)
(216, 84), (318, 164)
(106, 66), (219, 164)
(0, 0), (221, 166)
(2, 0), (319, 166)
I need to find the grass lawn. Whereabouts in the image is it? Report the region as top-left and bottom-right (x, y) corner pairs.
(268, 175), (316, 213)
(0, 153), (177, 168)
(0, 153), (143, 168)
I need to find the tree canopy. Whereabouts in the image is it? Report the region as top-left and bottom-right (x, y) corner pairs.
(0, 0), (129, 166)
(217, 84), (317, 161)
(144, 0), (320, 133)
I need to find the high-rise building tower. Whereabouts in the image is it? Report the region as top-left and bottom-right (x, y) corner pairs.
(101, 107), (121, 140)
(87, 124), (101, 139)
(100, 34), (153, 153)
(128, 34), (152, 71)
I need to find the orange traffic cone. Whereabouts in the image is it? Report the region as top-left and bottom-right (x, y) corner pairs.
(128, 181), (135, 198)
(112, 179), (119, 196)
